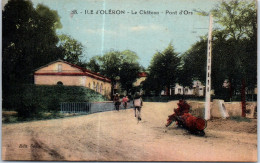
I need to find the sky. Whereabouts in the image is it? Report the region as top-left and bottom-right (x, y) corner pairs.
(4, 0), (220, 67)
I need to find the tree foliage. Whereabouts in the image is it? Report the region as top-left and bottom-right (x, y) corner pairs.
(58, 34), (84, 64)
(211, 0), (256, 40)
(2, 0), (63, 88)
(98, 51), (123, 82)
(2, 0), (85, 87)
(87, 56), (101, 73)
(120, 62), (141, 94)
(144, 43), (181, 95)
(180, 38), (207, 88)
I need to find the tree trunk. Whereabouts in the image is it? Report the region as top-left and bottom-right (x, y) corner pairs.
(241, 79), (246, 117)
(111, 81), (116, 100)
(164, 86), (168, 96)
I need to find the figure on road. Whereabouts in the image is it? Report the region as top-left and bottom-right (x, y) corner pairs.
(133, 92), (143, 120)
(113, 93), (121, 111)
(122, 96), (129, 110)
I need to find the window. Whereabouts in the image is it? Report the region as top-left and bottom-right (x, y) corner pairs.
(185, 88), (188, 93)
(96, 83), (99, 92)
(58, 64), (62, 72)
(93, 82), (95, 89)
(88, 83), (91, 88)
(178, 88), (181, 94)
(100, 84), (103, 93)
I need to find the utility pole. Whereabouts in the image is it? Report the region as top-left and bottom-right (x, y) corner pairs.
(205, 14), (213, 120)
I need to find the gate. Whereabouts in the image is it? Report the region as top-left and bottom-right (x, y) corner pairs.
(60, 102), (91, 113)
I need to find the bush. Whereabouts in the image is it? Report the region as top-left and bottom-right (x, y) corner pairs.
(3, 84), (107, 119)
(3, 116), (18, 123)
(142, 95), (205, 102)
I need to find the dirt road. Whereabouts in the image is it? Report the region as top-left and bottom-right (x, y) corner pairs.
(2, 101), (257, 161)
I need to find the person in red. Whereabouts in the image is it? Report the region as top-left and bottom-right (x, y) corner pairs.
(166, 99), (190, 127)
(122, 96), (128, 110)
(174, 99), (190, 116)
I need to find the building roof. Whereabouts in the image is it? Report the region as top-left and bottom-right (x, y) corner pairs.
(34, 59), (111, 83)
(138, 72), (148, 77)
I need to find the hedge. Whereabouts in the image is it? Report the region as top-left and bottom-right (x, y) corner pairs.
(3, 84), (107, 119)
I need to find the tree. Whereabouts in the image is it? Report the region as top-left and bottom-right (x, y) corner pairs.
(119, 62), (140, 95)
(190, 0), (257, 116)
(211, 0), (256, 104)
(212, 0), (257, 95)
(211, 0), (256, 40)
(2, 0), (65, 110)
(119, 50), (141, 94)
(89, 50), (141, 96)
(3, 0), (62, 86)
(121, 50), (139, 63)
(99, 51), (122, 84)
(180, 38), (208, 87)
(145, 43), (181, 95)
(58, 34), (84, 64)
(86, 56), (101, 73)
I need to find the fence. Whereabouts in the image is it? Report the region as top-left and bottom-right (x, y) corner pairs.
(60, 102), (91, 113)
(60, 101), (134, 114)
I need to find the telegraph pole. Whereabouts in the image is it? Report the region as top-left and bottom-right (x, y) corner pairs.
(205, 14), (213, 120)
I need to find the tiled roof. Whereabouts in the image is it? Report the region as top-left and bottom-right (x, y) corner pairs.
(34, 60), (111, 83)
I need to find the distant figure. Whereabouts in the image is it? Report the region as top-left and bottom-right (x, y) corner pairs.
(122, 96), (129, 110)
(113, 93), (121, 111)
(133, 92), (143, 120)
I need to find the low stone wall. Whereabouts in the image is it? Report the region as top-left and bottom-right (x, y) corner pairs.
(185, 100), (257, 119)
(246, 102), (257, 118)
(224, 102), (241, 117)
(225, 102), (257, 118)
(186, 101), (205, 118)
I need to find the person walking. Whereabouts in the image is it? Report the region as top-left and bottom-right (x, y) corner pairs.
(113, 93), (121, 111)
(122, 96), (129, 110)
(133, 92), (143, 121)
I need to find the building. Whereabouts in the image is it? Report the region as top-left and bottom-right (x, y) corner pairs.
(172, 81), (205, 96)
(34, 60), (112, 98)
(174, 83), (194, 95)
(161, 81), (205, 96)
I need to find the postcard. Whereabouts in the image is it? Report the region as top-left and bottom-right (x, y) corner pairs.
(2, 0), (257, 161)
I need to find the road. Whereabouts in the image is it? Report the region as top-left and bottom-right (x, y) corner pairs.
(2, 101), (257, 161)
